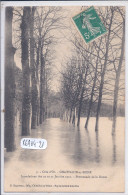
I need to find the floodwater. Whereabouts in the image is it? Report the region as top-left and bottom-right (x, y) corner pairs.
(4, 117), (125, 192)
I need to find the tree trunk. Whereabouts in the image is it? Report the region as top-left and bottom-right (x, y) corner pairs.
(45, 73), (48, 119)
(95, 10), (114, 131)
(21, 7), (31, 136)
(85, 39), (102, 129)
(36, 42), (40, 126)
(112, 19), (125, 135)
(42, 62), (45, 120)
(77, 60), (89, 127)
(72, 108), (76, 125)
(40, 51), (44, 124)
(77, 88), (84, 127)
(30, 7), (38, 129)
(69, 108), (72, 123)
(5, 7), (16, 152)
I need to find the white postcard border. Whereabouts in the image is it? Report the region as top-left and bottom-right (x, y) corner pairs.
(1, 1), (128, 195)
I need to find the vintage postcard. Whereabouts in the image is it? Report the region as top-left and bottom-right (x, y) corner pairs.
(1, 1), (128, 194)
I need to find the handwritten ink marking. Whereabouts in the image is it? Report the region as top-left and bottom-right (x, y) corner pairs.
(21, 138), (47, 149)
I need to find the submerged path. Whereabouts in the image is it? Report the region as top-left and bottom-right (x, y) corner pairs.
(5, 117), (124, 167)
(4, 118), (125, 192)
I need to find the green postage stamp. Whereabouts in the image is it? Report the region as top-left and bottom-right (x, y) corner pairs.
(72, 6), (107, 44)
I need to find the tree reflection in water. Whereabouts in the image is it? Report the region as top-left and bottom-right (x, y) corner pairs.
(5, 118), (121, 169)
(112, 135), (117, 164)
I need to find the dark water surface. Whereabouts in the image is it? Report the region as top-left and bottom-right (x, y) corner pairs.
(5, 118), (124, 168)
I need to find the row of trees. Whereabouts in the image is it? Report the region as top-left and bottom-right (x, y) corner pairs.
(61, 7), (125, 134)
(5, 6), (64, 151)
(4, 6), (125, 152)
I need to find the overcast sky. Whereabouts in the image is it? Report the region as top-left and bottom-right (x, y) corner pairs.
(13, 6), (125, 105)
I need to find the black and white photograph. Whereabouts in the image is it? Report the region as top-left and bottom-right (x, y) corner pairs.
(1, 1), (127, 193)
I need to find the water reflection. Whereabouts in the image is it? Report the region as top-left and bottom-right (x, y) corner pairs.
(73, 130), (84, 164)
(61, 119), (119, 166)
(95, 131), (100, 163)
(5, 118), (123, 168)
(112, 135), (117, 164)
(62, 123), (102, 165)
(85, 128), (92, 162)
(19, 147), (43, 163)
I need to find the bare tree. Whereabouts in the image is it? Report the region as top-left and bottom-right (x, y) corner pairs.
(85, 38), (103, 129)
(21, 7), (31, 135)
(63, 6), (125, 131)
(112, 8), (125, 135)
(5, 7), (16, 151)
(30, 7), (38, 129)
(68, 37), (98, 127)
(95, 7), (115, 131)
(61, 57), (81, 123)
(77, 52), (91, 127)
(34, 7), (65, 124)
